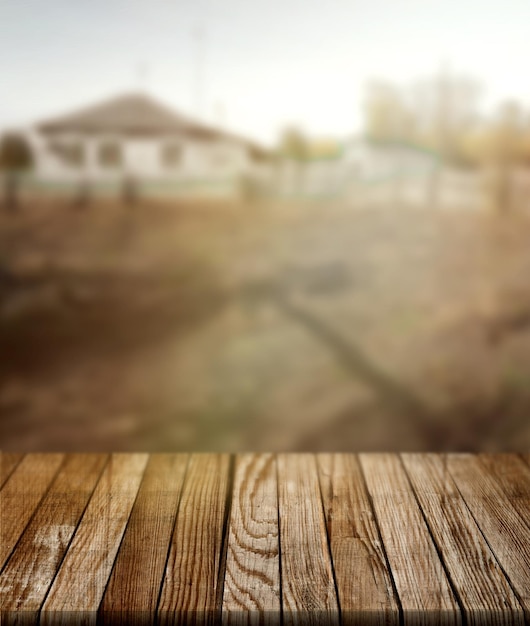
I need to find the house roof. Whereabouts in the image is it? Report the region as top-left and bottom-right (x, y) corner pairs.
(37, 93), (197, 135)
(36, 92), (272, 159)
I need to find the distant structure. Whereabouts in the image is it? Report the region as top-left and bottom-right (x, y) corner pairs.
(343, 137), (441, 182)
(278, 136), (441, 198)
(21, 92), (272, 197)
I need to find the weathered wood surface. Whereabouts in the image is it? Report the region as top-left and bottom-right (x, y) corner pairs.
(0, 452), (25, 488)
(157, 453), (231, 626)
(446, 454), (530, 622)
(359, 453), (461, 626)
(1, 453), (65, 569)
(0, 454), (108, 626)
(222, 453), (280, 625)
(1, 452), (530, 626)
(317, 453), (399, 626)
(100, 454), (188, 626)
(277, 453), (339, 626)
(402, 454), (524, 626)
(40, 453), (149, 625)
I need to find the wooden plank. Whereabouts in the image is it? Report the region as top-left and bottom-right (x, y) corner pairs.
(359, 453), (461, 626)
(40, 453), (149, 626)
(317, 453), (400, 626)
(277, 453), (339, 626)
(476, 454), (530, 531)
(0, 454), (108, 626)
(0, 453), (65, 569)
(158, 453), (231, 626)
(447, 454), (530, 620)
(0, 452), (25, 488)
(222, 453), (280, 626)
(99, 454), (189, 626)
(402, 453), (524, 626)
(1, 451), (529, 626)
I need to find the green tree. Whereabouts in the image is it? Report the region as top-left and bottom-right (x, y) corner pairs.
(0, 132), (34, 211)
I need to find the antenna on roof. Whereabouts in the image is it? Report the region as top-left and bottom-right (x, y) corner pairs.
(136, 61), (151, 92)
(192, 25), (206, 118)
(214, 101), (226, 128)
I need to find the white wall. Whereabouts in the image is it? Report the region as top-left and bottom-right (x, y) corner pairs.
(28, 130), (259, 184)
(343, 140), (439, 181)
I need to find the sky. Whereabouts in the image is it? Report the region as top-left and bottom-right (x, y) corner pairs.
(1, 0), (530, 145)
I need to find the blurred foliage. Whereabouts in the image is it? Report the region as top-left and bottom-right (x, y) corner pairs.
(0, 132), (33, 172)
(279, 126), (311, 162)
(362, 69), (530, 170)
(0, 132), (34, 210)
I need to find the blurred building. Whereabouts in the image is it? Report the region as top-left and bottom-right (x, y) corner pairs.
(344, 137), (440, 182)
(279, 136), (441, 198)
(21, 92), (272, 198)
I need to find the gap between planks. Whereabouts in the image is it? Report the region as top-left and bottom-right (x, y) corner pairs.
(1, 453), (530, 626)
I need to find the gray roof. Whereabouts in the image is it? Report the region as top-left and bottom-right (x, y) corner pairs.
(37, 93), (197, 135)
(37, 92), (272, 159)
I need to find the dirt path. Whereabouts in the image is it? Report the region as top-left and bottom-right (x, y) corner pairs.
(2, 199), (530, 450)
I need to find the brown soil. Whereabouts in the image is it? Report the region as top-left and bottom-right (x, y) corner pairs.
(2, 197), (530, 451)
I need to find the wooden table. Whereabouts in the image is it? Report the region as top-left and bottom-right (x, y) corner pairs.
(1, 453), (530, 625)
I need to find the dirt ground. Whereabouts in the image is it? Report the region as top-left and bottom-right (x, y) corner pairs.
(2, 196), (530, 451)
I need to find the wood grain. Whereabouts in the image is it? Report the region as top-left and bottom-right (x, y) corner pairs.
(317, 454), (400, 626)
(277, 454), (339, 626)
(1, 452), (530, 626)
(0, 452), (25, 488)
(476, 454), (530, 531)
(447, 454), (530, 620)
(40, 453), (149, 626)
(158, 453), (231, 626)
(402, 453), (524, 626)
(0, 453), (65, 569)
(222, 453), (280, 626)
(520, 454), (530, 468)
(0, 454), (108, 626)
(359, 453), (461, 626)
(99, 454), (189, 626)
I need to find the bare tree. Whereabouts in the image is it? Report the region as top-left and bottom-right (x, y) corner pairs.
(410, 67), (481, 158)
(363, 80), (417, 143)
(488, 101), (522, 213)
(409, 67), (481, 207)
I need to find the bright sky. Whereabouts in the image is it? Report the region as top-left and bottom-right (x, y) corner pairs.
(1, 0), (529, 145)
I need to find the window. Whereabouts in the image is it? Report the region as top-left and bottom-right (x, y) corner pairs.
(48, 141), (85, 167)
(98, 141), (122, 168)
(161, 143), (182, 168)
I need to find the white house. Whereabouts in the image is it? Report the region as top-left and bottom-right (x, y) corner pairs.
(22, 92), (273, 197)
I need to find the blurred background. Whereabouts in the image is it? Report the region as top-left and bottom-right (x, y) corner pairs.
(2, 0), (530, 451)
